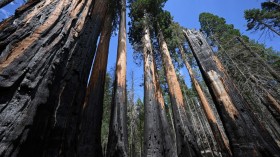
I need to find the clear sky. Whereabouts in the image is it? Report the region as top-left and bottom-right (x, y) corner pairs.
(1, 0), (279, 101)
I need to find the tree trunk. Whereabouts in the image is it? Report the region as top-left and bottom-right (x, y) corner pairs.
(107, 0), (128, 156)
(185, 96), (204, 153)
(157, 27), (201, 157)
(193, 99), (215, 157)
(178, 45), (231, 157)
(129, 72), (136, 157)
(0, 0), (14, 9)
(184, 29), (280, 157)
(79, 8), (113, 157)
(0, 0), (107, 156)
(153, 54), (178, 157)
(142, 15), (164, 157)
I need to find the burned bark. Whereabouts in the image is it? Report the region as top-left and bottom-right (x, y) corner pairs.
(153, 55), (177, 157)
(157, 28), (201, 157)
(184, 29), (280, 157)
(179, 45), (231, 157)
(0, 0), (108, 156)
(107, 0), (128, 156)
(80, 7), (113, 157)
(142, 16), (164, 157)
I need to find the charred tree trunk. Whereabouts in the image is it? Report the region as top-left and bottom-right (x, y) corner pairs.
(0, 0), (14, 9)
(80, 8), (113, 157)
(107, 0), (128, 156)
(142, 16), (164, 157)
(179, 45), (231, 156)
(153, 55), (178, 157)
(157, 27), (201, 157)
(0, 0), (107, 156)
(184, 29), (280, 157)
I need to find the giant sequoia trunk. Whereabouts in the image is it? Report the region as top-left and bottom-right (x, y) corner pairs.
(153, 55), (177, 157)
(142, 16), (164, 157)
(184, 29), (280, 157)
(178, 45), (231, 157)
(157, 28), (201, 157)
(107, 0), (128, 156)
(81, 9), (113, 157)
(0, 0), (108, 156)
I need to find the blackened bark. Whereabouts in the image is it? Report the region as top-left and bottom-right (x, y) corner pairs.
(142, 16), (164, 157)
(153, 55), (178, 157)
(157, 28), (201, 157)
(184, 29), (280, 157)
(179, 45), (231, 157)
(107, 0), (128, 156)
(80, 8), (113, 157)
(0, 0), (107, 156)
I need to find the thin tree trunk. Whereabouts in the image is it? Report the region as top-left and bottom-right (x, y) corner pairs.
(178, 45), (231, 157)
(157, 27), (201, 157)
(142, 15), (164, 157)
(184, 29), (280, 157)
(194, 99), (215, 157)
(0, 0), (13, 9)
(185, 96), (204, 154)
(80, 8), (113, 157)
(107, 0), (128, 156)
(0, 0), (107, 156)
(153, 55), (178, 157)
(129, 71), (136, 157)
(236, 36), (280, 83)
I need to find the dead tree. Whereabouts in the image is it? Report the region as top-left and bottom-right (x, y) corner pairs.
(179, 45), (231, 156)
(184, 29), (280, 157)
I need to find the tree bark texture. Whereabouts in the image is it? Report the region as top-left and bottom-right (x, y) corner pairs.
(142, 17), (164, 157)
(184, 29), (280, 157)
(153, 54), (178, 157)
(107, 0), (128, 156)
(157, 28), (201, 157)
(0, 0), (14, 9)
(178, 45), (231, 157)
(80, 8), (113, 157)
(0, 0), (108, 156)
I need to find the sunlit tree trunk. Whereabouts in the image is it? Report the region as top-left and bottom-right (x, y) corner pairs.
(184, 29), (280, 157)
(80, 8), (113, 157)
(178, 45), (231, 156)
(0, 0), (107, 156)
(157, 27), (201, 157)
(107, 0), (128, 156)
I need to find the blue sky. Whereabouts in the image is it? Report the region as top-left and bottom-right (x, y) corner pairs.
(1, 0), (279, 101)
